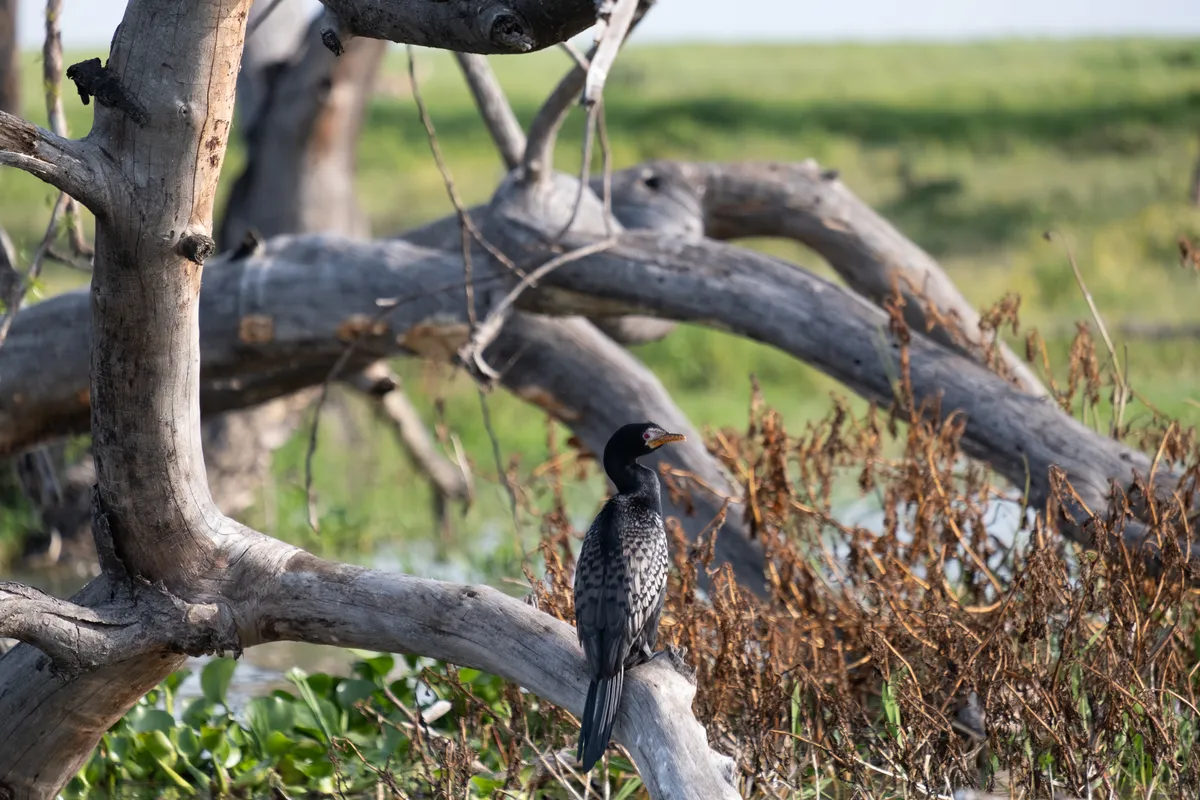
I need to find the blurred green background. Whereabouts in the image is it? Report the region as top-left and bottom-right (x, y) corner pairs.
(1, 39), (1199, 573)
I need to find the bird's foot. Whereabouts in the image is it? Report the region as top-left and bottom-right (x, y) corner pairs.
(648, 645), (695, 683)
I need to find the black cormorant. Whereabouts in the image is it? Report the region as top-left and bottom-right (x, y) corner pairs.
(573, 421), (686, 773)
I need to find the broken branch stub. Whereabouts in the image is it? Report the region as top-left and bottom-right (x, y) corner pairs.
(317, 0), (598, 54)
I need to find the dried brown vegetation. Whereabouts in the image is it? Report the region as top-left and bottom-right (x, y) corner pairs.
(434, 303), (1200, 798)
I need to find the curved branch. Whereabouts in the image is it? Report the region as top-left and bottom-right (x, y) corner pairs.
(0, 228), (1175, 563)
(0, 111), (108, 212)
(255, 551), (739, 799)
(522, 3), (649, 181)
(317, 0), (597, 54)
(491, 313), (765, 591)
(604, 160), (1046, 395)
(521, 234), (1162, 548)
(454, 53), (526, 170)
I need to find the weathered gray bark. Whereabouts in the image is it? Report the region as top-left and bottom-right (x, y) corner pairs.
(600, 160), (1047, 396)
(216, 4), (477, 523)
(317, 0), (597, 54)
(0, 218), (1177, 565)
(0, 0), (17, 116)
(220, 8), (386, 248)
(0, 4), (738, 793)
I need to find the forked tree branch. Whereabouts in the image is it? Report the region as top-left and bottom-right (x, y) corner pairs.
(522, 3), (649, 182)
(0, 111), (108, 212)
(1, 536), (739, 799)
(582, 0), (640, 107)
(0, 578), (237, 674)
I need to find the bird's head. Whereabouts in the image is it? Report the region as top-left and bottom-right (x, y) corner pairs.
(604, 422), (687, 466)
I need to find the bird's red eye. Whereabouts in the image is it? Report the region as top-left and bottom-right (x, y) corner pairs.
(643, 431), (652, 440)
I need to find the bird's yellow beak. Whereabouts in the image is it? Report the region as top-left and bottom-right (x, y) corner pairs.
(647, 432), (686, 449)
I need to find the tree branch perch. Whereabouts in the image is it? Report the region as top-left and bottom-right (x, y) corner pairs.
(0, 110), (108, 212)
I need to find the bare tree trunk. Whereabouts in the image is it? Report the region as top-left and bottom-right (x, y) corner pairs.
(0, 3), (740, 797)
(217, 6), (474, 524)
(201, 1), (392, 519)
(0, 0), (17, 116)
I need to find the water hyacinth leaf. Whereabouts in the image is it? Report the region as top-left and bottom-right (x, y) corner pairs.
(296, 758), (335, 779)
(264, 730), (297, 758)
(164, 669), (192, 694)
(201, 657), (238, 705)
(175, 727), (202, 759)
(245, 695), (296, 745)
(350, 651), (396, 682)
(143, 730), (177, 765)
(335, 678), (378, 711)
(182, 698), (214, 728)
(129, 707), (176, 735)
(200, 725), (226, 752)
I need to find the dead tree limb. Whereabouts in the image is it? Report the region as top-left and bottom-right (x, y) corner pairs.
(602, 160), (1047, 396)
(454, 53), (526, 170)
(0, 221), (1180, 569)
(0, 110), (108, 210)
(0, 1), (737, 796)
(316, 0), (598, 54)
(220, 8), (387, 248)
(349, 362), (474, 529)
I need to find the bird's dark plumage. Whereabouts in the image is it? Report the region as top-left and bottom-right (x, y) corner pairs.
(574, 422), (685, 773)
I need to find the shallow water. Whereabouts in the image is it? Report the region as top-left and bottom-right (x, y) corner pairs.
(3, 492), (1031, 704)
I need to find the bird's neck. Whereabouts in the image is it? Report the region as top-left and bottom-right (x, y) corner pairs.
(604, 458), (662, 508)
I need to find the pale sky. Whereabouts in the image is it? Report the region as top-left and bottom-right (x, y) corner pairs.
(16, 0), (1200, 49)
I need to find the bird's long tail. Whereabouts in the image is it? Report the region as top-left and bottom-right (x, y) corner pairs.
(577, 670), (624, 773)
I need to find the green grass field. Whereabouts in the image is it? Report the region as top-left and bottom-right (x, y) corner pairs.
(2, 38), (1199, 568)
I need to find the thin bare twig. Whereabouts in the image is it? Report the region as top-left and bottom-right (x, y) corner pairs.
(0, 192), (71, 346)
(0, 0), (89, 348)
(405, 45), (523, 532)
(553, 100), (600, 241)
(44, 0), (91, 263)
(596, 101), (615, 237)
(406, 46), (520, 280)
(458, 237), (617, 382)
